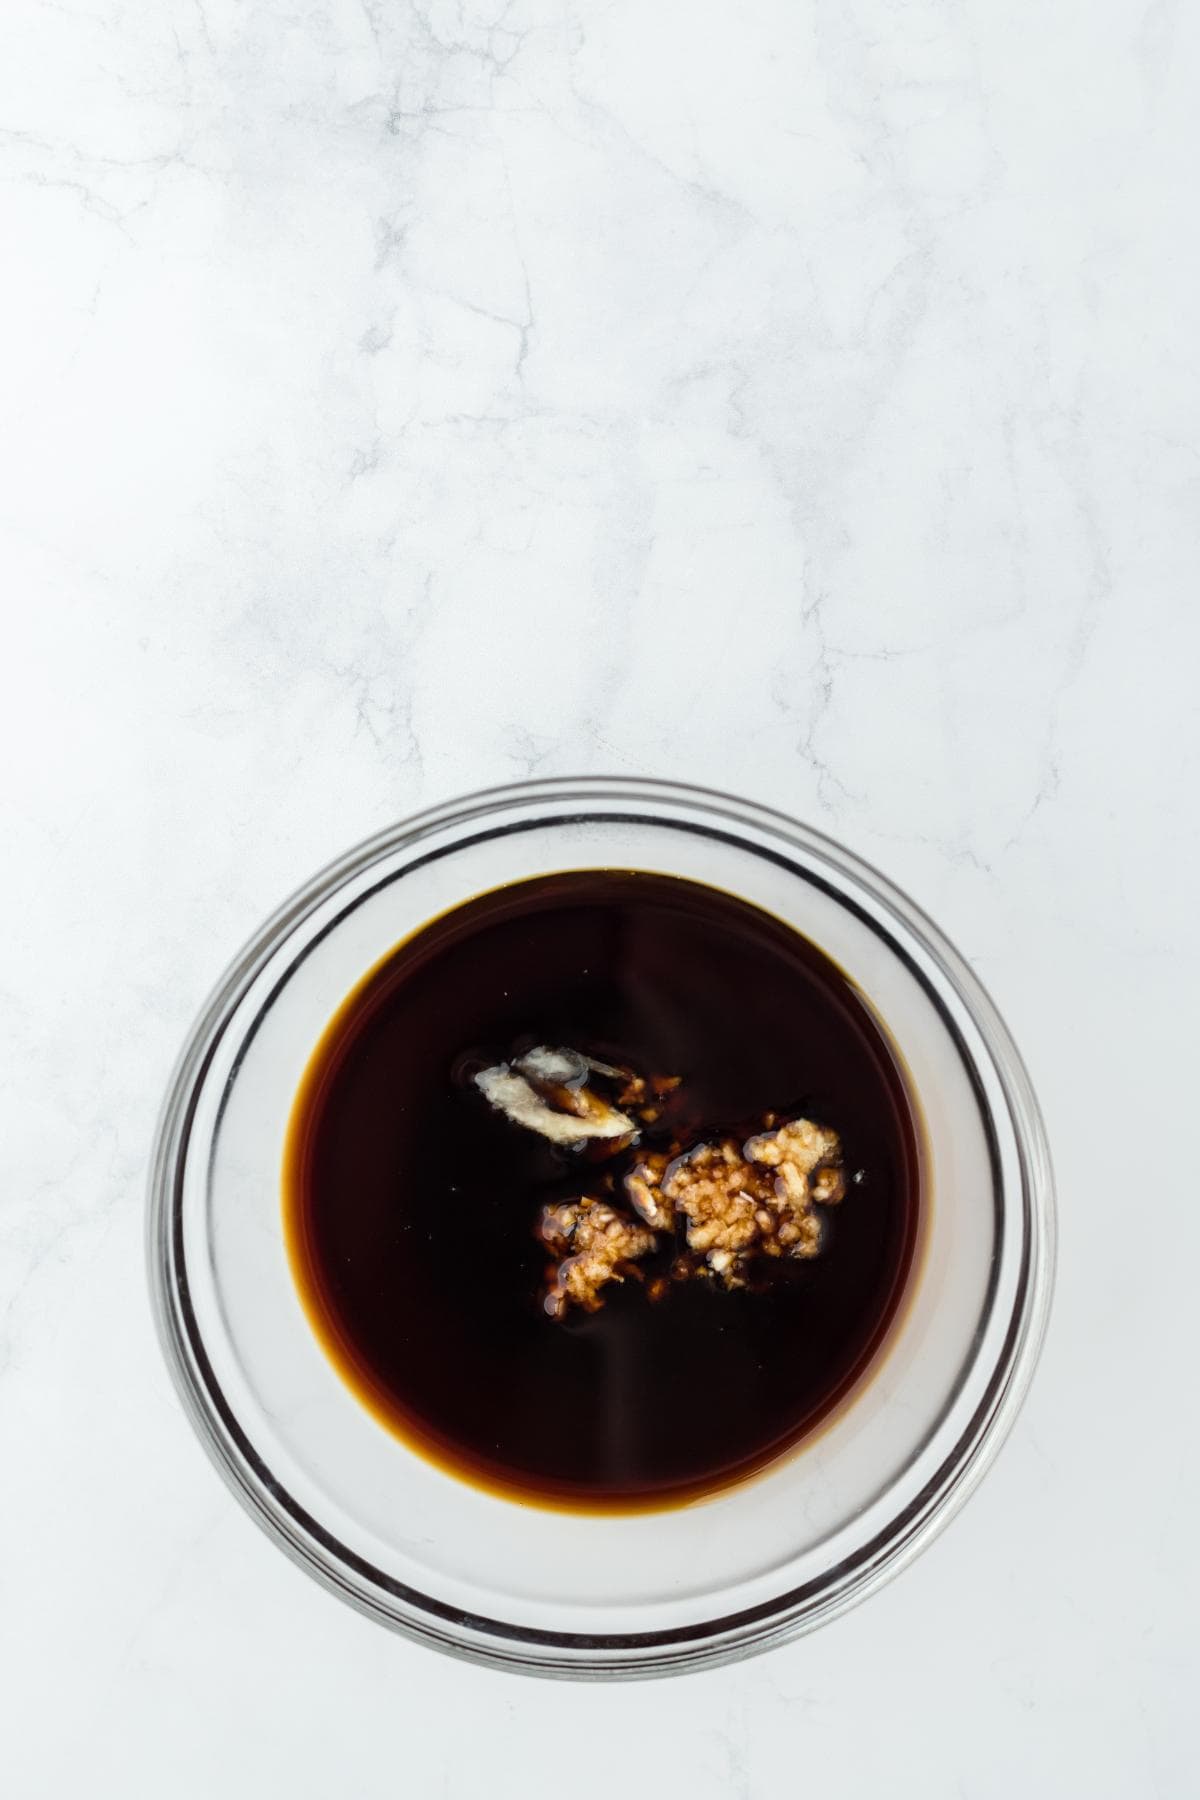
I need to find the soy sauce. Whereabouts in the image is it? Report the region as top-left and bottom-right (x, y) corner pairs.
(284, 871), (921, 1511)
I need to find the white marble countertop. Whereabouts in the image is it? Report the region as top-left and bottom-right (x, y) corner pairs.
(2, 0), (1196, 1792)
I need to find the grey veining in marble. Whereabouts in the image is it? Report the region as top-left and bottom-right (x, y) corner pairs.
(1, 0), (1197, 1793)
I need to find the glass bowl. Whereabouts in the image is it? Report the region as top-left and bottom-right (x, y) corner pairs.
(147, 778), (1055, 1677)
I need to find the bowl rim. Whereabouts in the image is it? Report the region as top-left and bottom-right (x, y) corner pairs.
(147, 775), (1056, 1678)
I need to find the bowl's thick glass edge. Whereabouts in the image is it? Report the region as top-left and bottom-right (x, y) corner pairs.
(145, 775), (1057, 1680)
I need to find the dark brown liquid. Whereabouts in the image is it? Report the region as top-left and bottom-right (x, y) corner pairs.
(284, 871), (921, 1512)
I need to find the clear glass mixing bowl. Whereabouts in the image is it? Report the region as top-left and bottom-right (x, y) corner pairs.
(147, 778), (1055, 1677)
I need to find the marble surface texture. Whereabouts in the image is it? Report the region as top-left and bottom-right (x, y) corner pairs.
(2, 0), (1197, 1792)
